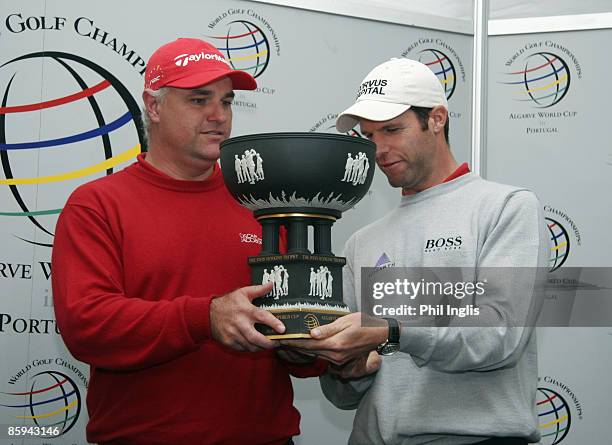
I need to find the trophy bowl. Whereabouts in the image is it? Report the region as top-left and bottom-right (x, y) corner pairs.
(219, 132), (376, 338)
(219, 132), (375, 218)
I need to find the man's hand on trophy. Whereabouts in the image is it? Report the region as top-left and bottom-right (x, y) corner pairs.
(210, 282), (284, 352)
(280, 312), (387, 366)
(328, 350), (382, 380)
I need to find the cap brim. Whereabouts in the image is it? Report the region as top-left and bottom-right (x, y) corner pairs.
(336, 100), (411, 133)
(226, 70), (258, 90)
(165, 69), (257, 90)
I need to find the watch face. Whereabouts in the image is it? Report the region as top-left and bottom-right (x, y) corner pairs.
(380, 343), (400, 356)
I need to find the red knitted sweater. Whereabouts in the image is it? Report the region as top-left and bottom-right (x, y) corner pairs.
(52, 154), (326, 445)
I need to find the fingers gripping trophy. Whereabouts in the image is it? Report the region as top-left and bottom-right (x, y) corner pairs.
(220, 133), (375, 338)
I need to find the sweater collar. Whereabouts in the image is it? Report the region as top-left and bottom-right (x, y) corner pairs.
(399, 172), (479, 206)
(401, 162), (470, 196)
(126, 153), (225, 192)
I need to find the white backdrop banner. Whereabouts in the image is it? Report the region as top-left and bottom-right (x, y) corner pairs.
(487, 29), (612, 445)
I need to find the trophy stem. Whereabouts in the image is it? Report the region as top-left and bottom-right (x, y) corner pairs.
(249, 213), (349, 338)
(313, 219), (333, 255)
(261, 219), (280, 255)
(287, 217), (309, 254)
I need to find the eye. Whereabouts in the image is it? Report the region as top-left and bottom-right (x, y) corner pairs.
(191, 97), (207, 105)
(384, 127), (399, 134)
(363, 132), (373, 140)
(222, 99), (233, 107)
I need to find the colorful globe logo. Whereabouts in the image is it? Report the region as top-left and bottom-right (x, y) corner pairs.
(1, 371), (82, 437)
(536, 387), (571, 444)
(501, 52), (570, 108)
(418, 49), (457, 100)
(0, 52), (144, 247)
(209, 20), (271, 78)
(546, 217), (570, 272)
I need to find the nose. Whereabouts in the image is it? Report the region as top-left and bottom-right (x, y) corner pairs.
(372, 136), (388, 163)
(208, 101), (230, 123)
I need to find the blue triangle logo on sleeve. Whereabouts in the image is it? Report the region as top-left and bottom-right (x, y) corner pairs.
(375, 252), (392, 268)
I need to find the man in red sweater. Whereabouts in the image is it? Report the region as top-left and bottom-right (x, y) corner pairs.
(52, 38), (326, 445)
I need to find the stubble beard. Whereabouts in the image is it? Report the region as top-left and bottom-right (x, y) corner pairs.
(393, 157), (429, 191)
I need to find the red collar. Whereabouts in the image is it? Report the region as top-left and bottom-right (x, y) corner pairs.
(443, 162), (470, 183)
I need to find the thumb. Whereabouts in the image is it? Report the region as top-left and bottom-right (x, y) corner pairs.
(255, 308), (286, 334)
(365, 351), (382, 374)
(310, 316), (346, 339)
(244, 282), (273, 301)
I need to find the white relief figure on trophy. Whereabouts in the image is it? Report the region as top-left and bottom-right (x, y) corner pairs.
(358, 154), (370, 185)
(255, 152), (265, 181)
(308, 266), (332, 300)
(280, 265), (289, 295)
(273, 265), (282, 299)
(342, 153), (353, 181)
(351, 153), (366, 185)
(341, 151), (369, 186)
(325, 271), (333, 299)
(235, 148), (265, 185)
(315, 266), (324, 297)
(353, 153), (367, 185)
(246, 149), (257, 184)
(308, 267), (316, 296)
(319, 266), (327, 300)
(235, 154), (244, 184)
(321, 266), (332, 300)
(261, 268), (272, 297)
(262, 265), (289, 299)
(240, 154), (249, 184)
(349, 153), (360, 184)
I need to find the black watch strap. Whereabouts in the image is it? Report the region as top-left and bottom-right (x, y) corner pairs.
(383, 317), (400, 343)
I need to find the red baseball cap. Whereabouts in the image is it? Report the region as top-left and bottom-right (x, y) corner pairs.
(144, 38), (257, 91)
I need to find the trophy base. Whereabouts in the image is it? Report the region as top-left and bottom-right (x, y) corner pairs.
(250, 252), (348, 338)
(255, 304), (350, 339)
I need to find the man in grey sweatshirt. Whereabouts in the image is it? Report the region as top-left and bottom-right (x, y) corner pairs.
(282, 58), (549, 444)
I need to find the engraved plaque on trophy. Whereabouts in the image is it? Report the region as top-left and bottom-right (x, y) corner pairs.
(220, 133), (375, 338)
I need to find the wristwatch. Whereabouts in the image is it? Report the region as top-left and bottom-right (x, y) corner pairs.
(376, 318), (400, 356)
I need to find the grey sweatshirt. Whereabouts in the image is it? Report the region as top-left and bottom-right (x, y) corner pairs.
(320, 173), (549, 445)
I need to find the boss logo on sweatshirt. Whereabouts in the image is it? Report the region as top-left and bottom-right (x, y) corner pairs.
(424, 235), (463, 253)
(239, 233), (262, 244)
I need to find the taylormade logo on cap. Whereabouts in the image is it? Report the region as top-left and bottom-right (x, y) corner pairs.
(357, 79), (388, 99)
(174, 51), (229, 67)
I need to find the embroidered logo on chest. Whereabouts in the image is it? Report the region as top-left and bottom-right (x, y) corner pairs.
(374, 252), (395, 269)
(239, 233), (262, 244)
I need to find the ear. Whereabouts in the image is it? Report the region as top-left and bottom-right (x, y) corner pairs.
(428, 105), (448, 135)
(142, 90), (162, 124)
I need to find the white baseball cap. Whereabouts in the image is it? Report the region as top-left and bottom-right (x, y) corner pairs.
(336, 58), (448, 133)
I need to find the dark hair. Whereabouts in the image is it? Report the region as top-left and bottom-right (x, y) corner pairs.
(410, 106), (450, 145)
